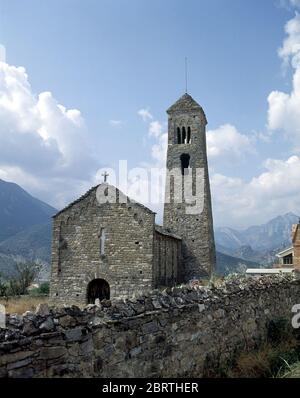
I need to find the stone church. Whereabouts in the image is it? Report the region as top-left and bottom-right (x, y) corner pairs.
(50, 93), (216, 305)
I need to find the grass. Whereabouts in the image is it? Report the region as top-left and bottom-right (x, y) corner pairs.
(227, 340), (300, 378)
(203, 318), (300, 378)
(281, 361), (300, 378)
(0, 295), (48, 315)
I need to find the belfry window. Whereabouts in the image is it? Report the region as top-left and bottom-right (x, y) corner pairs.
(100, 228), (106, 255)
(187, 127), (191, 143)
(180, 154), (190, 175)
(182, 127), (187, 144)
(177, 127), (181, 144)
(177, 127), (191, 145)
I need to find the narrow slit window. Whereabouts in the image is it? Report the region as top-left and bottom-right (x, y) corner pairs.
(182, 127), (186, 144)
(177, 127), (181, 144)
(187, 127), (191, 143)
(100, 228), (106, 255)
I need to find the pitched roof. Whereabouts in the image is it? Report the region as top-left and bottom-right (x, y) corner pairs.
(167, 93), (207, 120)
(275, 247), (293, 258)
(53, 183), (155, 218)
(155, 224), (182, 240)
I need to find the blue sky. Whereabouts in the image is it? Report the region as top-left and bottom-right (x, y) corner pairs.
(0, 0), (300, 228)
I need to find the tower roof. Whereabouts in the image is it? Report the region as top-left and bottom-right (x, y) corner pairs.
(167, 93), (206, 120)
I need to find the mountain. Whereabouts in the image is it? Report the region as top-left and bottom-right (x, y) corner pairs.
(242, 212), (299, 250)
(215, 212), (299, 265)
(0, 179), (56, 242)
(0, 179), (56, 279)
(0, 249), (21, 277)
(215, 251), (259, 276)
(215, 212), (299, 251)
(214, 228), (246, 250)
(0, 222), (52, 264)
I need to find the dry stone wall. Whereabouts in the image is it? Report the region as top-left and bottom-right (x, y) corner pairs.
(0, 275), (300, 378)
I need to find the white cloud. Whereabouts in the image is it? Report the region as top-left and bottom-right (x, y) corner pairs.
(280, 0), (300, 10)
(149, 120), (163, 138)
(211, 11), (300, 227)
(268, 69), (300, 150)
(109, 119), (124, 127)
(138, 108), (153, 121)
(151, 133), (168, 165)
(212, 155), (300, 227)
(0, 44), (6, 63)
(207, 124), (253, 160)
(118, 110), (168, 220)
(0, 60), (98, 208)
(289, 0), (300, 8)
(268, 13), (300, 147)
(278, 12), (300, 68)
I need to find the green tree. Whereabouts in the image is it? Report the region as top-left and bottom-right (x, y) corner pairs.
(0, 273), (7, 297)
(39, 282), (49, 295)
(8, 262), (41, 296)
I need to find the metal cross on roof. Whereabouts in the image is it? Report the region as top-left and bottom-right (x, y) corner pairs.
(102, 171), (109, 183)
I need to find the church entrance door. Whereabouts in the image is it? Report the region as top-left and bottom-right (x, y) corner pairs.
(87, 278), (110, 304)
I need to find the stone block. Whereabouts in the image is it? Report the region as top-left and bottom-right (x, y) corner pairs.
(142, 320), (159, 334)
(64, 327), (83, 342)
(0, 351), (34, 367)
(35, 303), (50, 317)
(39, 346), (67, 360)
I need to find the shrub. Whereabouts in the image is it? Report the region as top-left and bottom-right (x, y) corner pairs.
(267, 318), (291, 345)
(39, 282), (49, 295)
(231, 344), (273, 378)
(0, 275), (7, 297)
(29, 282), (49, 297)
(229, 318), (300, 378)
(6, 262), (41, 296)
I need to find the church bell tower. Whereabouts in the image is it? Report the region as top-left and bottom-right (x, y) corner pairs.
(163, 93), (216, 281)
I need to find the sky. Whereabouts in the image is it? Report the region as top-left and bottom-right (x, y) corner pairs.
(0, 0), (300, 228)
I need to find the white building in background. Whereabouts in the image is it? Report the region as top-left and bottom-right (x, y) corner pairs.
(246, 221), (300, 277)
(246, 268), (294, 277)
(275, 247), (293, 266)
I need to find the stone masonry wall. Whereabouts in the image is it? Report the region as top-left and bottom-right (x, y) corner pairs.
(50, 185), (156, 305)
(1, 275), (300, 378)
(153, 231), (181, 288)
(164, 94), (216, 281)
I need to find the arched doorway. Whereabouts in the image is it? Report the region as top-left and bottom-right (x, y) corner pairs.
(87, 279), (110, 304)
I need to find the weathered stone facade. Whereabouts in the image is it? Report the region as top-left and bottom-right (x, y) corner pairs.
(1, 275), (299, 378)
(50, 185), (181, 306)
(153, 226), (182, 288)
(164, 94), (216, 281)
(50, 93), (215, 305)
